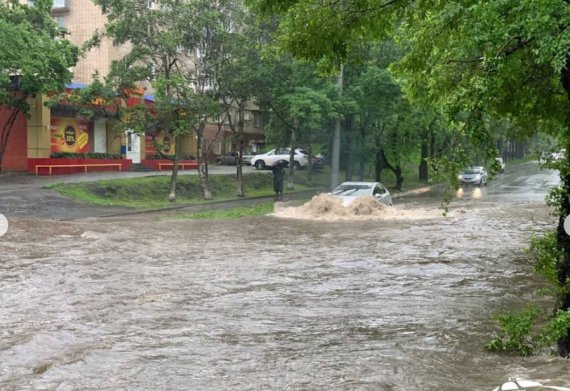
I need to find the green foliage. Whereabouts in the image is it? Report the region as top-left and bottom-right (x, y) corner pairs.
(0, 0), (78, 169)
(51, 173), (278, 208)
(173, 203), (274, 219)
(541, 310), (570, 348)
(0, 0), (78, 109)
(247, 0), (400, 68)
(486, 305), (541, 356)
(528, 231), (563, 290)
(486, 231), (570, 356)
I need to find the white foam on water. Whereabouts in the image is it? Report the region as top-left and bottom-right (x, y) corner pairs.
(273, 193), (450, 221)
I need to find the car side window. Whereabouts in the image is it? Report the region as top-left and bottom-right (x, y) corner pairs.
(374, 185), (386, 195)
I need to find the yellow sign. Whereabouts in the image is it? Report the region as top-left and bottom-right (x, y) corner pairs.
(51, 118), (91, 153)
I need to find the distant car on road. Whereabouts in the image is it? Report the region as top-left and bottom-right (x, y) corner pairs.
(331, 181), (393, 207)
(216, 152), (239, 165)
(458, 166), (488, 186)
(251, 148), (309, 170)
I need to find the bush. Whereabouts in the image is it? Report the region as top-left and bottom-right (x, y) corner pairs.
(486, 305), (541, 356)
(486, 230), (570, 356)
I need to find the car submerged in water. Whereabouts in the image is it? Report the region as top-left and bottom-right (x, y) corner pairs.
(458, 166), (488, 186)
(331, 181), (393, 207)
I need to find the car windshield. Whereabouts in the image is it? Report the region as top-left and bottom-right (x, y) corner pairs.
(332, 184), (372, 196)
(462, 169), (481, 174)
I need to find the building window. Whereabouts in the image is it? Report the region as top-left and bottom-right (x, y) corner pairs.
(52, 0), (67, 8)
(253, 112), (263, 128)
(54, 16), (66, 28)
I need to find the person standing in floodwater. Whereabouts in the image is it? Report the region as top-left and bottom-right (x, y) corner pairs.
(272, 160), (286, 201)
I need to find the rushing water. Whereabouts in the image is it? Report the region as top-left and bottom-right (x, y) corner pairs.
(1, 168), (570, 390)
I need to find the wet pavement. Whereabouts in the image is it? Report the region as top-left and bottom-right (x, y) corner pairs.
(1, 161), (569, 391)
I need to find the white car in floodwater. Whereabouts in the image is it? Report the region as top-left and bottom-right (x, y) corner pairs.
(331, 181), (393, 207)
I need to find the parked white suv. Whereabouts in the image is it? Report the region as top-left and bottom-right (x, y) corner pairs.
(251, 148), (309, 170)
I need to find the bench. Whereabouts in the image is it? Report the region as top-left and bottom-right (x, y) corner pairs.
(35, 163), (123, 176)
(158, 162), (198, 171)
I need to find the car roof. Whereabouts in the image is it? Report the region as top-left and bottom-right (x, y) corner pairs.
(338, 181), (383, 186)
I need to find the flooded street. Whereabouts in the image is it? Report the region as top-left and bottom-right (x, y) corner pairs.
(1, 162), (569, 390)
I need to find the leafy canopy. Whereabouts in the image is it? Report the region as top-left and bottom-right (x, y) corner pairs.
(0, 0), (78, 113)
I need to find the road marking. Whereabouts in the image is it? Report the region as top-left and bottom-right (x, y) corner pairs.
(0, 213), (8, 237)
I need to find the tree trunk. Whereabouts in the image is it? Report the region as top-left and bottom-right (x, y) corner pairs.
(330, 65), (343, 190)
(168, 134), (182, 202)
(374, 127), (384, 182)
(419, 140), (429, 182)
(0, 107), (20, 173)
(375, 147), (383, 182)
(555, 55), (570, 357)
(236, 105), (245, 197)
(196, 127), (212, 200)
(307, 143), (313, 184)
(379, 147), (403, 191)
(395, 165), (404, 191)
(287, 119), (298, 191)
(345, 116), (354, 181)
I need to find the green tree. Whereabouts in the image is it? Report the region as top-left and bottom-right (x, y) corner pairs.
(93, 0), (236, 201)
(257, 55), (337, 187)
(0, 0), (78, 171)
(392, 2), (570, 355)
(251, 0), (570, 356)
(216, 10), (267, 197)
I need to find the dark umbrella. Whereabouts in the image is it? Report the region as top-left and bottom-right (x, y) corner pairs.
(274, 159), (289, 168)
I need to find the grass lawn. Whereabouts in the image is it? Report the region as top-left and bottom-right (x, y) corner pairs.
(49, 171), (327, 210)
(48, 160), (432, 214)
(169, 202), (276, 220)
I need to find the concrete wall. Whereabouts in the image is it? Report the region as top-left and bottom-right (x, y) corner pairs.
(0, 108), (27, 171)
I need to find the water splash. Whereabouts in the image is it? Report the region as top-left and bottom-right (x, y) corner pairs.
(273, 193), (448, 221)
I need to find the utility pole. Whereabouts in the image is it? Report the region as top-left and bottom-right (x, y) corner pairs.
(330, 64), (343, 190)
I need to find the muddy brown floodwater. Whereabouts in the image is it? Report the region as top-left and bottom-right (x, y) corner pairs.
(1, 164), (570, 390)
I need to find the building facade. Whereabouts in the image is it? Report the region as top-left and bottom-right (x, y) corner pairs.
(2, 0), (266, 173)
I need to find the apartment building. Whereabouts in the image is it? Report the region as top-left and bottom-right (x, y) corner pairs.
(3, 0), (266, 173)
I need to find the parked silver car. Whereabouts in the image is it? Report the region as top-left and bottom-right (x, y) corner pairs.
(331, 181), (393, 207)
(458, 166), (488, 186)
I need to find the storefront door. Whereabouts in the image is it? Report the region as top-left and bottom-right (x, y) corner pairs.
(125, 131), (141, 164)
